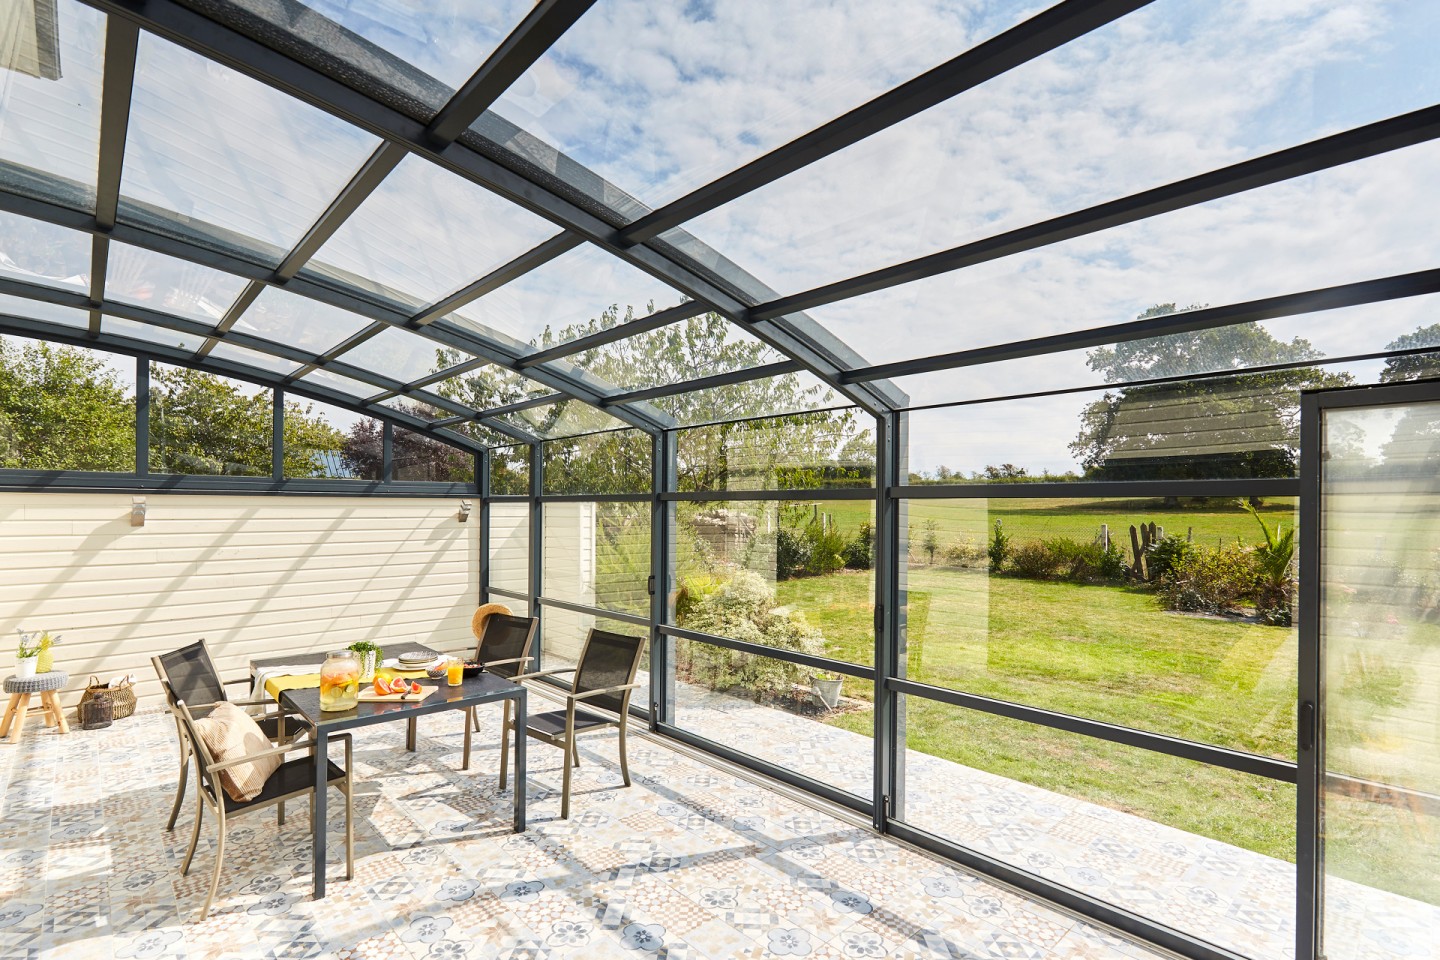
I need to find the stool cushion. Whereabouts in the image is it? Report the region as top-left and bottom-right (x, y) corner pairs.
(4, 672), (68, 694)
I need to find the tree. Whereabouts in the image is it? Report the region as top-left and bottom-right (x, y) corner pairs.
(0, 338), (134, 470)
(1070, 308), (1353, 482)
(1376, 324), (1440, 473)
(1379, 324), (1440, 383)
(338, 401), (473, 482)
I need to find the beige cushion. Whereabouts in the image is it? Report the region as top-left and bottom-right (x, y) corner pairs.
(192, 702), (281, 802)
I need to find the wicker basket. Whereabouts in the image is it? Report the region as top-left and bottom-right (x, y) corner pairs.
(80, 675), (136, 720)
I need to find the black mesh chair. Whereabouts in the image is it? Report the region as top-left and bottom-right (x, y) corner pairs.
(500, 628), (647, 819)
(163, 682), (352, 921)
(152, 640), (312, 831)
(461, 614), (538, 767)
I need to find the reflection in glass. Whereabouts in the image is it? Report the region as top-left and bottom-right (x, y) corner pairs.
(898, 696), (1295, 960)
(0, 210), (90, 291)
(0, 335), (135, 471)
(148, 361), (272, 476)
(0, 292), (87, 328)
(542, 430), (650, 496)
(497, 399), (628, 441)
(106, 242), (246, 324)
(392, 427), (473, 482)
(674, 499), (875, 667)
(299, 366), (383, 400)
(671, 637), (872, 800)
(677, 410), (874, 492)
(1320, 402), (1440, 955)
(234, 287), (373, 357)
(488, 502), (530, 594)
(333, 326), (474, 385)
(542, 501), (649, 617)
(103, 316), (207, 353)
(123, 34), (379, 263)
(897, 497), (1296, 758)
(0, 0), (104, 206)
(308, 155), (557, 307)
(208, 341), (303, 378)
(538, 606), (645, 678)
(282, 397), (377, 480)
(489, 444), (530, 496)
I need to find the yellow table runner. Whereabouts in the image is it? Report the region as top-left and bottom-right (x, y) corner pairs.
(265, 666), (430, 701)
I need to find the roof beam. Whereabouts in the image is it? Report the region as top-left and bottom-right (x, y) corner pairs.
(841, 268), (1440, 384)
(88, 17), (139, 336)
(618, 0), (1154, 244)
(516, 300), (707, 369)
(752, 103), (1440, 321)
(407, 232), (581, 327)
(599, 360), (804, 407)
(78, 0), (899, 419)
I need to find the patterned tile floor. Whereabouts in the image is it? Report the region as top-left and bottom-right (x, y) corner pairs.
(1, 689), (1434, 960)
(2, 701), (1162, 960)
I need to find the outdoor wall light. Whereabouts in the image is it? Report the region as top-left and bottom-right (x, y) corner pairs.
(130, 496), (147, 527)
(458, 499), (472, 523)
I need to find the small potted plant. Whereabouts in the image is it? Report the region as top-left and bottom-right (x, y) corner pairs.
(347, 640), (383, 683)
(811, 672), (843, 710)
(15, 629), (58, 679)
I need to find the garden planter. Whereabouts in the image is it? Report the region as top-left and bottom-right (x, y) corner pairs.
(15, 656), (38, 679)
(357, 650), (378, 683)
(812, 677), (843, 710)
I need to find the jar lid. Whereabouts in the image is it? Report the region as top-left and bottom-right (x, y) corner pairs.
(329, 650), (355, 658)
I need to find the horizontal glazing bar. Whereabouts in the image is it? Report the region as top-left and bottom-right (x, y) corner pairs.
(538, 596), (651, 628)
(0, 472), (476, 497)
(663, 488), (877, 502)
(538, 493), (652, 503)
(486, 586), (531, 601)
(888, 677), (1295, 783)
(892, 479), (1301, 500)
(660, 624), (873, 681)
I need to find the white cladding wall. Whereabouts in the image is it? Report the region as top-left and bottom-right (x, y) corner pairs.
(0, 493), (478, 707)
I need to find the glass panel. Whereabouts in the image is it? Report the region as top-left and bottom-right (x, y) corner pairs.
(0, 210), (90, 291)
(122, 34), (380, 264)
(899, 497), (1296, 759)
(1320, 401), (1440, 956)
(392, 427), (473, 482)
(538, 607), (645, 676)
(281, 397), (367, 480)
(332, 326), (475, 384)
(429, 364), (553, 412)
(208, 341), (302, 378)
(498, 399), (628, 441)
(541, 500), (649, 617)
(543, 312), (782, 392)
(652, 370), (839, 428)
(542, 429), (650, 495)
(678, 410), (875, 492)
(795, 134), (1440, 371)
(451, 242), (684, 347)
(675, 499), (875, 667)
(485, 0), (1035, 207)
(672, 637), (872, 800)
(489, 443), (529, 496)
(0, 292), (87, 328)
(0, 335), (135, 471)
(148, 361), (272, 476)
(893, 295), (1440, 409)
(299, 366), (383, 400)
(307, 155), (557, 307)
(233, 287), (374, 356)
(488, 501), (530, 595)
(681, 2), (1440, 299)
(904, 364), (1362, 483)
(103, 316), (207, 352)
(0, 0), (104, 208)
(898, 696), (1295, 960)
(105, 242), (246, 324)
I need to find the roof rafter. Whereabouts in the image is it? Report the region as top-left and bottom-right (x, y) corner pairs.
(87, 16), (139, 336)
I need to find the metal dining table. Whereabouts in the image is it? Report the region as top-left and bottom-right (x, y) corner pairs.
(276, 671), (527, 899)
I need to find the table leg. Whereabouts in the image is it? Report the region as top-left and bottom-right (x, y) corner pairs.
(513, 689), (526, 833)
(462, 707), (472, 771)
(311, 729), (329, 900)
(406, 716), (417, 752)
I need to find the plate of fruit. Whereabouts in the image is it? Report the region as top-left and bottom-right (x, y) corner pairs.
(358, 675), (435, 702)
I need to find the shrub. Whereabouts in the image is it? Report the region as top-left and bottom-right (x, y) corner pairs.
(1009, 540), (1061, 580)
(680, 569), (824, 701)
(987, 520), (1010, 572)
(1045, 537), (1127, 583)
(842, 521), (873, 570)
(1158, 547), (1259, 615)
(776, 526), (810, 580)
(943, 536), (986, 568)
(804, 520), (848, 576)
(1242, 500), (1295, 626)
(1098, 542), (1129, 581)
(1146, 535), (1192, 582)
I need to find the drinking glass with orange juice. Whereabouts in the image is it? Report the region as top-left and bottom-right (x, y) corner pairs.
(446, 657), (464, 686)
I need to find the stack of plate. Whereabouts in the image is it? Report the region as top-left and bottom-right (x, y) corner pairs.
(398, 651), (437, 669)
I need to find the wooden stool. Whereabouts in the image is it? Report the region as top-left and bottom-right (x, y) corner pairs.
(2, 672), (70, 742)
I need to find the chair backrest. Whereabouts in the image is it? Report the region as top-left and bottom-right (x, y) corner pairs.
(153, 640), (227, 715)
(475, 614), (538, 680)
(573, 629), (647, 715)
(159, 680), (220, 800)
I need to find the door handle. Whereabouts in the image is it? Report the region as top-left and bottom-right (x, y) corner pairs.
(1298, 700), (1316, 752)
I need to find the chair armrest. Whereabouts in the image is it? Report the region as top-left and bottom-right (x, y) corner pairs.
(207, 733), (351, 773)
(512, 667), (577, 682)
(222, 675), (253, 688)
(568, 682), (644, 704)
(482, 656), (534, 669)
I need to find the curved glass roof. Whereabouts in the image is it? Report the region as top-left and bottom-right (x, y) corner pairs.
(0, 0), (1432, 452)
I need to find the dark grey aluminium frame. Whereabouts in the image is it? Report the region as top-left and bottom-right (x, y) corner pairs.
(1295, 377), (1440, 960)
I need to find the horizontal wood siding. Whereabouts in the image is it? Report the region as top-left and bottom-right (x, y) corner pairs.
(0, 493), (478, 707)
